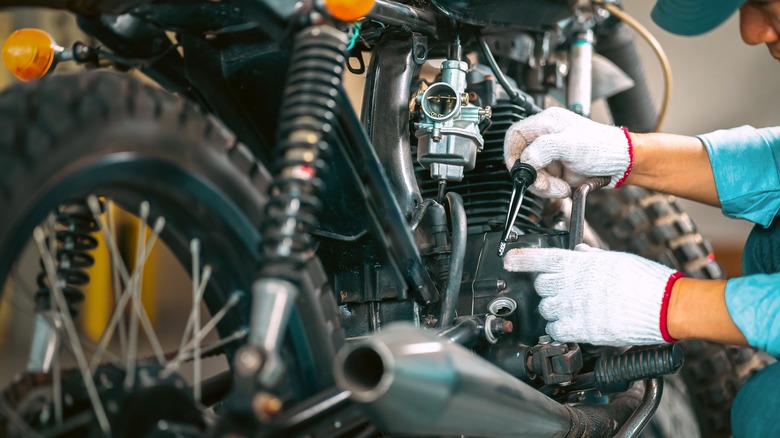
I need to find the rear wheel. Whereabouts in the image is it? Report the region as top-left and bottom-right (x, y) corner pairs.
(0, 71), (342, 436)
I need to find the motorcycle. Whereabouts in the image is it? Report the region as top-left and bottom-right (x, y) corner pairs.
(0, 0), (767, 436)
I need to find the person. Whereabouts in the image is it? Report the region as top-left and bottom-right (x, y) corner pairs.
(501, 0), (780, 436)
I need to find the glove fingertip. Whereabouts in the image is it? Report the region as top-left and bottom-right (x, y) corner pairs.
(538, 298), (559, 321)
(546, 321), (562, 339)
(504, 126), (529, 171)
(503, 248), (555, 272)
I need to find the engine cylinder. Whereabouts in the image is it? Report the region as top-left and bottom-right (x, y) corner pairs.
(416, 101), (546, 232)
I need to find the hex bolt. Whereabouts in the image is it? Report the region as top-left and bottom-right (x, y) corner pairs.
(538, 335), (553, 344)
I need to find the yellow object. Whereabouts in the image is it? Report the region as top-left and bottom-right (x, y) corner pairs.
(324, 0), (375, 22)
(82, 202), (159, 342)
(82, 207), (113, 342)
(2, 28), (58, 82)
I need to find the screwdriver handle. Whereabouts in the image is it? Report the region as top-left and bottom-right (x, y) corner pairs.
(510, 161), (537, 187)
(498, 162), (538, 257)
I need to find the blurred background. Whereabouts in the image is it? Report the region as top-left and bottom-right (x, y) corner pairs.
(0, 0), (778, 378)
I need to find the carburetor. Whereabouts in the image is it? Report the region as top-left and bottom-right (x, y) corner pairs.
(415, 49), (492, 183)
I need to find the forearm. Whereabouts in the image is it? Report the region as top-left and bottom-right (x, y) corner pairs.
(625, 132), (721, 207)
(666, 277), (747, 345)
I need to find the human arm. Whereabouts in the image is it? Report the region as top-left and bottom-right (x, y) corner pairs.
(667, 277), (748, 345)
(624, 132), (720, 207)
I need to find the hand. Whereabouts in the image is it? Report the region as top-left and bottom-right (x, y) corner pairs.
(503, 243), (682, 346)
(503, 107), (633, 198)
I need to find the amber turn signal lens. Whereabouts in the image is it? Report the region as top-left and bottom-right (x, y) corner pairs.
(2, 28), (58, 82)
(324, 0), (375, 22)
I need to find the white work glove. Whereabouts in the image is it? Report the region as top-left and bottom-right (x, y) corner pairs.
(503, 244), (683, 346)
(504, 107), (633, 198)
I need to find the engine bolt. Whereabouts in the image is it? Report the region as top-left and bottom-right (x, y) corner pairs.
(538, 335), (553, 344)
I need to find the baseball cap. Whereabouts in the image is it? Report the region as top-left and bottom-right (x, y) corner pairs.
(651, 0), (746, 36)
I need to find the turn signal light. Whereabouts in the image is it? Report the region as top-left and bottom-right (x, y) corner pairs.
(324, 0), (375, 22)
(2, 28), (59, 82)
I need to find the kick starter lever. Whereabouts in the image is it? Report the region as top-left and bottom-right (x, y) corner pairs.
(497, 161), (537, 257)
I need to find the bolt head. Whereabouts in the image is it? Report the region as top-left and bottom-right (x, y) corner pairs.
(235, 346), (263, 377)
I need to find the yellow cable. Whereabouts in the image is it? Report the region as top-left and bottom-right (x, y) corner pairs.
(595, 1), (673, 132)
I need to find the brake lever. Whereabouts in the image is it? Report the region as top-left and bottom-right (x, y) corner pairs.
(497, 161), (537, 257)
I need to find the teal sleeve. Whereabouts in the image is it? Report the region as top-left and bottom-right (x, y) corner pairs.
(725, 275), (780, 358)
(698, 126), (780, 227)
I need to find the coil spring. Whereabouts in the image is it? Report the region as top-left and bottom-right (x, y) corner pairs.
(35, 202), (99, 317)
(260, 26), (348, 274)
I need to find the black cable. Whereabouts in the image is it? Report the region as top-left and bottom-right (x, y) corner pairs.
(476, 33), (542, 115)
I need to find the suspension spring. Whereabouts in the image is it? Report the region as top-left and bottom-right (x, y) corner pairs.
(36, 202), (100, 317)
(260, 25), (348, 276)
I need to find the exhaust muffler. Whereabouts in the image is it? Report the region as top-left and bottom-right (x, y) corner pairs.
(333, 323), (572, 437)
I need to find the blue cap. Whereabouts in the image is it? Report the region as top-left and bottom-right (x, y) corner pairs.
(651, 0), (745, 36)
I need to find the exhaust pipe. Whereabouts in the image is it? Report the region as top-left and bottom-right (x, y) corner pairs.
(333, 323), (572, 437)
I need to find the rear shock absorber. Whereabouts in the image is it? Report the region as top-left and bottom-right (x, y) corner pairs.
(247, 25), (348, 388)
(29, 202), (99, 372)
(259, 25), (347, 275)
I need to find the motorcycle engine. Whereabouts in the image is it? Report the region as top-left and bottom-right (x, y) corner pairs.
(334, 90), (569, 348)
(413, 98), (565, 347)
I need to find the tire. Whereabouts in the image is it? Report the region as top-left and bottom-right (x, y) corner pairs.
(0, 71), (342, 435)
(586, 185), (768, 438)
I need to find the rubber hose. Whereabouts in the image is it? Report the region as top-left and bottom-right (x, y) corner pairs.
(438, 192), (467, 328)
(595, 22), (657, 133)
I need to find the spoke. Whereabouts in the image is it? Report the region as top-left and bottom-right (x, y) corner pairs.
(164, 292), (242, 374)
(33, 228), (111, 434)
(0, 396), (45, 438)
(89, 217), (164, 371)
(104, 200), (128, 359)
(192, 239), (202, 403)
(126, 202), (149, 390)
(179, 328), (248, 363)
(6, 267), (122, 365)
(87, 196), (130, 281)
(52, 315), (63, 426)
(176, 265), (212, 367)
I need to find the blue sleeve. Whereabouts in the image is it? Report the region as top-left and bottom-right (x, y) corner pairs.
(725, 274), (780, 358)
(698, 126), (780, 227)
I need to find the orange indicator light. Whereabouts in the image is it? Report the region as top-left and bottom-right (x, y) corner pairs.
(2, 28), (59, 82)
(324, 0), (376, 22)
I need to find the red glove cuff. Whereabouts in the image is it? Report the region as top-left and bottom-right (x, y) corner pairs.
(660, 271), (684, 343)
(614, 127), (634, 188)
